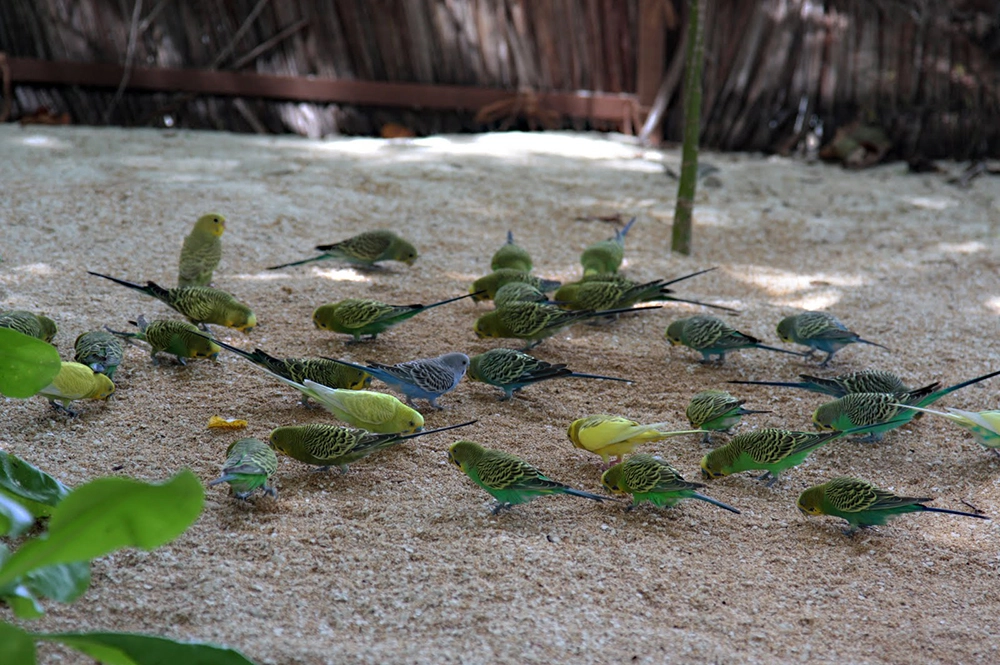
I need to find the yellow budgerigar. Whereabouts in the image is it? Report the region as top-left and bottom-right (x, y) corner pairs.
(567, 414), (704, 465)
(37, 361), (115, 415)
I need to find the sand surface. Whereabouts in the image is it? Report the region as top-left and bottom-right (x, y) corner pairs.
(2, 126), (1000, 664)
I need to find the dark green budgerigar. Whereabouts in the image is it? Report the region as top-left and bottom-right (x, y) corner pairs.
(0, 310), (57, 343)
(207, 437), (277, 500)
(580, 216), (635, 276)
(474, 301), (660, 350)
(467, 348), (631, 400)
(554, 268), (736, 313)
(602, 454), (740, 513)
(776, 311), (888, 366)
(491, 230), (533, 272)
(812, 368), (1000, 441)
(798, 477), (988, 535)
(270, 421), (476, 472)
(700, 428), (844, 486)
(728, 369), (908, 398)
(73, 330), (125, 378)
(267, 230), (418, 270)
(685, 390), (769, 442)
(107, 316), (220, 364)
(666, 316), (803, 363)
(448, 440), (608, 513)
(493, 282), (554, 308)
(87, 271), (256, 333)
(200, 334), (371, 401)
(177, 212), (225, 287)
(313, 293), (480, 342)
(469, 269), (561, 302)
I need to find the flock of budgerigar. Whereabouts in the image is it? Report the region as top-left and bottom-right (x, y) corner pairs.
(9, 213), (998, 537)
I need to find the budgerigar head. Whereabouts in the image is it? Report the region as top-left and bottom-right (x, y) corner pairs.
(775, 316), (796, 344)
(92, 373), (116, 400)
(796, 485), (826, 516)
(312, 304), (337, 330)
(811, 403), (838, 431)
(439, 352), (471, 374)
(228, 306), (256, 334)
(37, 315), (58, 343)
(473, 312), (501, 339)
(194, 213), (226, 237)
(268, 427), (293, 456)
(389, 238), (418, 266)
(600, 464), (627, 494)
(665, 319), (687, 346)
(447, 440), (483, 470)
(469, 276), (494, 302)
(699, 449), (730, 480)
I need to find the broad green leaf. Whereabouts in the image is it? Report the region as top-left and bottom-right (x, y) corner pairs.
(0, 493), (33, 537)
(0, 543), (90, 618)
(38, 633), (258, 665)
(0, 620), (36, 665)
(0, 470), (204, 587)
(0, 328), (61, 398)
(1, 583), (44, 619)
(0, 451), (70, 516)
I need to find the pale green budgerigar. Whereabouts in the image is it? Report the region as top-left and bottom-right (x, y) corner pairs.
(37, 361), (115, 415)
(469, 269), (561, 302)
(568, 414), (705, 465)
(700, 428), (844, 486)
(207, 437), (277, 500)
(728, 369), (909, 398)
(798, 476), (988, 535)
(601, 454), (741, 513)
(493, 282), (553, 308)
(313, 293), (479, 343)
(491, 230), (533, 272)
(267, 230), (417, 270)
(448, 440), (609, 513)
(666, 316), (804, 363)
(177, 212), (225, 287)
(73, 330), (125, 378)
(580, 216), (635, 276)
(776, 311), (888, 366)
(270, 420), (476, 472)
(812, 368), (1000, 442)
(329, 353), (469, 409)
(894, 404), (1000, 456)
(467, 348), (631, 400)
(88, 271), (256, 333)
(107, 316), (221, 365)
(685, 390), (770, 442)
(474, 301), (660, 350)
(288, 380), (424, 434)
(553, 268), (737, 313)
(0, 310), (57, 343)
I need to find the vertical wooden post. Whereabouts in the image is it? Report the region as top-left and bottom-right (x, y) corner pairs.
(636, 0), (666, 141)
(672, 0), (705, 256)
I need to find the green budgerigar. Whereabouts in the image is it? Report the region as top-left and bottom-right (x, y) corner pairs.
(448, 440), (609, 513)
(797, 476), (988, 535)
(107, 316), (220, 365)
(700, 428), (844, 486)
(0, 310), (57, 343)
(88, 271), (256, 333)
(177, 212), (225, 287)
(895, 404), (1000, 456)
(580, 216), (635, 276)
(469, 269), (561, 302)
(313, 293), (480, 343)
(270, 420), (475, 472)
(474, 301), (660, 350)
(200, 334), (371, 400)
(666, 316), (803, 363)
(37, 361), (115, 415)
(207, 437), (277, 500)
(491, 230), (533, 272)
(776, 311), (888, 366)
(492, 282), (554, 308)
(812, 368), (1000, 441)
(728, 369), (908, 398)
(73, 330), (125, 378)
(553, 268), (737, 313)
(602, 454), (741, 513)
(267, 230), (417, 270)
(685, 390), (770, 442)
(467, 348), (631, 400)
(290, 380), (424, 434)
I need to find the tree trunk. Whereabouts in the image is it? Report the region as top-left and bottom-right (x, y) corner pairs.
(672, 0), (706, 256)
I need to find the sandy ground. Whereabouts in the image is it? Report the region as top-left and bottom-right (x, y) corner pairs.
(2, 126), (1000, 664)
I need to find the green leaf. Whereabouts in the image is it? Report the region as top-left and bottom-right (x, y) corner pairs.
(0, 543), (90, 619)
(38, 633), (258, 665)
(0, 328), (61, 398)
(0, 470), (204, 587)
(0, 620), (37, 665)
(0, 451), (70, 516)
(0, 493), (34, 537)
